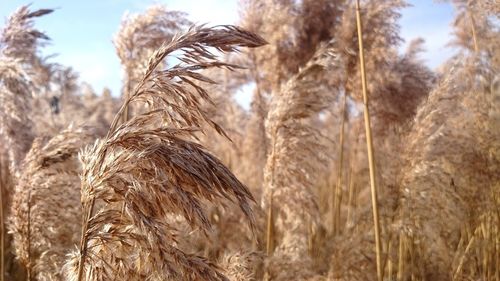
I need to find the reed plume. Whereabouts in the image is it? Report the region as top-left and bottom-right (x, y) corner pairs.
(0, 2), (496, 280)
(65, 25), (266, 281)
(0, 59), (33, 173)
(398, 53), (499, 279)
(0, 6), (52, 63)
(0, 8), (53, 281)
(438, 0), (499, 53)
(9, 127), (93, 281)
(263, 42), (341, 280)
(0, 6), (53, 171)
(239, 0), (343, 91)
(114, 5), (191, 122)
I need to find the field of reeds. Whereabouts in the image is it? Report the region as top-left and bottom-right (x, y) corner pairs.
(0, 0), (498, 280)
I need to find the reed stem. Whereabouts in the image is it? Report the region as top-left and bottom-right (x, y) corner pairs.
(76, 199), (96, 281)
(333, 92), (347, 234)
(345, 163), (354, 228)
(397, 233), (405, 281)
(387, 239), (393, 281)
(26, 191), (32, 281)
(265, 124), (280, 257)
(266, 193), (274, 256)
(453, 226), (480, 280)
(355, 1), (383, 280)
(121, 70), (132, 124)
(468, 10), (479, 53)
(0, 173), (4, 281)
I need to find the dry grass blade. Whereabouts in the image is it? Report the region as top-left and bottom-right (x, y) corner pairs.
(67, 25), (266, 281)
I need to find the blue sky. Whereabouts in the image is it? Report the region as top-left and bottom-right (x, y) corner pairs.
(0, 0), (456, 107)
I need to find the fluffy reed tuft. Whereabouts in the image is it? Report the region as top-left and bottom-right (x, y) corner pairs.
(114, 5), (191, 121)
(65, 25), (266, 281)
(263, 42), (341, 279)
(0, 6), (53, 171)
(397, 53), (499, 280)
(9, 126), (93, 281)
(0, 6), (52, 63)
(220, 252), (261, 281)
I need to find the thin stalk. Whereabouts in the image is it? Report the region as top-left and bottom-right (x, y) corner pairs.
(345, 163), (354, 228)
(468, 10), (479, 53)
(333, 93), (347, 234)
(355, 1), (383, 280)
(121, 69), (133, 124)
(76, 200), (96, 281)
(454, 226), (480, 280)
(119, 70), (134, 217)
(452, 234), (465, 271)
(265, 192), (274, 256)
(346, 125), (360, 230)
(308, 219), (314, 256)
(387, 239), (393, 281)
(409, 236), (415, 281)
(26, 191), (32, 281)
(397, 233), (405, 281)
(481, 221), (488, 280)
(495, 212), (499, 281)
(266, 126), (280, 256)
(0, 174), (4, 281)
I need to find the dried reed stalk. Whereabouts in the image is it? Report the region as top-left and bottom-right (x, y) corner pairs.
(345, 122), (362, 231)
(26, 190), (31, 281)
(355, 1), (383, 280)
(397, 232), (405, 281)
(344, 164), (355, 229)
(467, 10), (479, 53)
(0, 164), (3, 281)
(453, 226), (480, 280)
(386, 239), (393, 280)
(0, 153), (18, 281)
(332, 92), (347, 234)
(67, 25), (266, 281)
(265, 193), (274, 256)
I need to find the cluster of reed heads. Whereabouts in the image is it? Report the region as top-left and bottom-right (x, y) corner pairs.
(0, 0), (498, 280)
